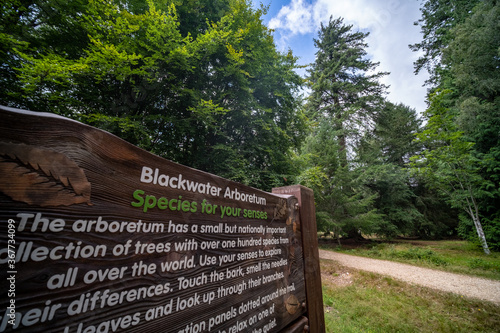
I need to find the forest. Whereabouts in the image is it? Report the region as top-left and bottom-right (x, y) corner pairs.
(1, 0), (498, 252)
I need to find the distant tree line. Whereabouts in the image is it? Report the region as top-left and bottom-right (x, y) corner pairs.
(1, 0), (498, 251)
(298, 16), (458, 243)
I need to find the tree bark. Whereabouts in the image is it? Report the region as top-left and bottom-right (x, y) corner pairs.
(466, 196), (490, 255)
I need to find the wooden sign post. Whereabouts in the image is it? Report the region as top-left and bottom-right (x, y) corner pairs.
(0, 105), (324, 333)
(272, 186), (325, 333)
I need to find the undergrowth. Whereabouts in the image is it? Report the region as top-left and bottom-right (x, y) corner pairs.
(321, 260), (500, 332)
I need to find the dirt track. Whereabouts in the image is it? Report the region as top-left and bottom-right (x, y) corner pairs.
(319, 249), (500, 305)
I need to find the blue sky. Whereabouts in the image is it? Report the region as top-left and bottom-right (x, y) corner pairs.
(251, 0), (429, 114)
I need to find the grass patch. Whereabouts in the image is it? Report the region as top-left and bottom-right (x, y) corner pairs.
(321, 260), (500, 332)
(320, 239), (500, 280)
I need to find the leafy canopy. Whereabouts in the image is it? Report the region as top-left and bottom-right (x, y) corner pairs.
(0, 0), (307, 190)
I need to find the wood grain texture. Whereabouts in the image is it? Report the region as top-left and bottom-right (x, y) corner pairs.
(272, 186), (325, 333)
(281, 316), (308, 333)
(0, 142), (92, 206)
(0, 106), (307, 333)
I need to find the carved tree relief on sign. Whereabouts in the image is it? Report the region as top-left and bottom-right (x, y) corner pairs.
(0, 106), (307, 333)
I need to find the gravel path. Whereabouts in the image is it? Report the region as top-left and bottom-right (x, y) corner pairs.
(319, 249), (500, 305)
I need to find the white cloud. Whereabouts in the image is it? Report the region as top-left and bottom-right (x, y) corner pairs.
(268, 0), (316, 34)
(266, 0), (429, 113)
(269, 0), (404, 34)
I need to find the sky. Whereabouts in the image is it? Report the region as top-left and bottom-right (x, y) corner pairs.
(251, 0), (430, 114)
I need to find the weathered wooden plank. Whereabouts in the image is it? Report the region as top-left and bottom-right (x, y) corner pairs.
(0, 106), (307, 333)
(272, 186), (325, 333)
(280, 316), (308, 333)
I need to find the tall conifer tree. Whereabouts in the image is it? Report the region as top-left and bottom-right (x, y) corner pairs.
(301, 17), (387, 239)
(307, 17), (387, 165)
(0, 0), (306, 190)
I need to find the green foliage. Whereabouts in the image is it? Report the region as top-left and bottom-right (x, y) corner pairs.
(411, 90), (492, 253)
(302, 18), (449, 241)
(445, 0), (500, 102)
(467, 258), (500, 273)
(371, 102), (423, 167)
(411, 91), (487, 200)
(387, 247), (448, 266)
(299, 119), (383, 238)
(412, 184), (459, 238)
(356, 243), (448, 266)
(0, 0), (307, 191)
(410, 0), (481, 84)
(3, 0), (497, 248)
(301, 18), (388, 239)
(358, 164), (420, 238)
(307, 17), (387, 163)
(411, 0), (499, 251)
(322, 261), (500, 332)
(455, 213), (500, 253)
(444, 0), (500, 247)
(356, 101), (455, 239)
(330, 240), (500, 280)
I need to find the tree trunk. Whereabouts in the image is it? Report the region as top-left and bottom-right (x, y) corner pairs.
(472, 215), (490, 255)
(466, 196), (490, 255)
(335, 108), (348, 168)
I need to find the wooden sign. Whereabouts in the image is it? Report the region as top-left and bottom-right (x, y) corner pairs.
(0, 106), (316, 333)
